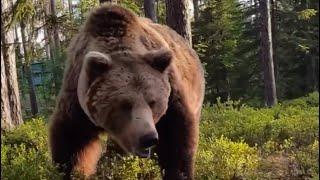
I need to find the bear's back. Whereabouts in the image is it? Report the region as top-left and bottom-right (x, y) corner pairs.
(139, 18), (205, 114)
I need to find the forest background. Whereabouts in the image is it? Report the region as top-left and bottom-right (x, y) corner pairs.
(1, 0), (319, 179)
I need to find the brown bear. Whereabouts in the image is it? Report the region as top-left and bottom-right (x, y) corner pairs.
(49, 4), (205, 180)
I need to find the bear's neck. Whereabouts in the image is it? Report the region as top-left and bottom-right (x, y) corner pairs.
(59, 91), (104, 133)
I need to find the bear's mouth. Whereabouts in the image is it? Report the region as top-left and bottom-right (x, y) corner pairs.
(110, 136), (153, 158)
(135, 147), (152, 158)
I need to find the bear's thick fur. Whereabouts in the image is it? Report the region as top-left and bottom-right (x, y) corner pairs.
(49, 4), (204, 180)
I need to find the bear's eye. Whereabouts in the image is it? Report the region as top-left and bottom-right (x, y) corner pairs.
(148, 100), (156, 108)
(120, 100), (132, 111)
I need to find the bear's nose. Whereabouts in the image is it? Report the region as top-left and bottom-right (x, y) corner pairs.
(139, 133), (159, 149)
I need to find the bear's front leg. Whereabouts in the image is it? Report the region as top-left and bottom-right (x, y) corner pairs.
(49, 111), (104, 180)
(73, 137), (103, 177)
(156, 105), (199, 180)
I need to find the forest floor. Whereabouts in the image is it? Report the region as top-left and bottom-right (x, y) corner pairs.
(1, 92), (319, 179)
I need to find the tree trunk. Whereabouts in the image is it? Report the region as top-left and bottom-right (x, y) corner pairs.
(144, 0), (157, 22)
(1, 50), (13, 130)
(24, 64), (38, 116)
(44, 3), (60, 95)
(310, 56), (318, 91)
(259, 0), (277, 107)
(44, 3), (54, 60)
(313, 57), (319, 91)
(20, 21), (38, 116)
(44, 25), (52, 60)
(50, 0), (60, 53)
(271, 0), (280, 95)
(193, 0), (199, 21)
(68, 0), (73, 19)
(165, 0), (192, 45)
(1, 0), (23, 128)
(48, 1), (62, 95)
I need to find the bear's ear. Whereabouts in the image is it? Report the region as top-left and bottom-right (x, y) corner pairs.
(144, 48), (172, 72)
(83, 51), (112, 84)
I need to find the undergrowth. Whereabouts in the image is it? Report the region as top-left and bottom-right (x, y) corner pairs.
(1, 92), (318, 179)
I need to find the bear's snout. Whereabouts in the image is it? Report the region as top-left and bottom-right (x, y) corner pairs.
(139, 132), (159, 149)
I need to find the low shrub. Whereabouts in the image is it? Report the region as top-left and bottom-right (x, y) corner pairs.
(270, 106), (318, 146)
(201, 95), (319, 146)
(1, 93), (318, 179)
(1, 118), (161, 180)
(294, 140), (319, 178)
(196, 136), (259, 179)
(3, 117), (48, 150)
(94, 155), (161, 179)
(282, 92), (319, 108)
(1, 118), (62, 180)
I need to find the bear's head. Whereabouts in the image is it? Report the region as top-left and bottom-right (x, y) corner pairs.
(77, 48), (172, 157)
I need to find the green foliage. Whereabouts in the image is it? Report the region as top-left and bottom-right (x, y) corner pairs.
(8, 0), (36, 29)
(1, 94), (319, 179)
(193, 0), (319, 104)
(297, 9), (318, 20)
(154, 0), (166, 24)
(1, 118), (160, 180)
(193, 0), (244, 102)
(4, 0), (318, 178)
(78, 0), (99, 20)
(294, 140), (319, 178)
(201, 93), (319, 146)
(200, 95), (318, 179)
(258, 139), (319, 179)
(196, 136), (259, 179)
(94, 155), (161, 179)
(3, 117), (48, 150)
(273, 0), (319, 99)
(18, 52), (67, 117)
(1, 118), (62, 180)
(119, 0), (142, 15)
(282, 91), (319, 108)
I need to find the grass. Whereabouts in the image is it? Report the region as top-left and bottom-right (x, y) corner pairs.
(1, 92), (319, 180)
